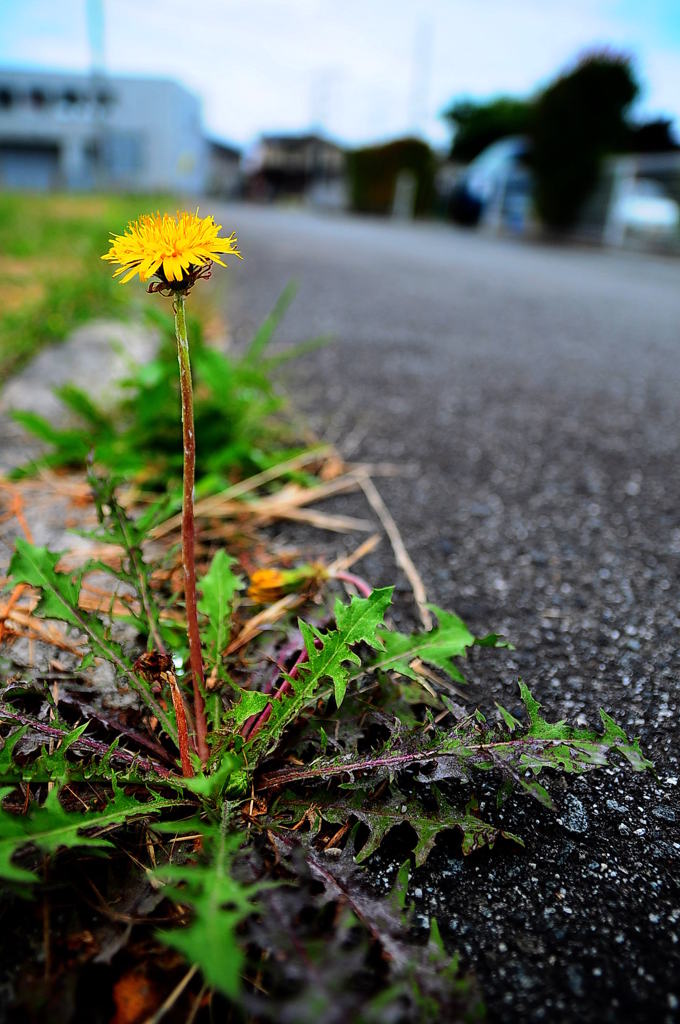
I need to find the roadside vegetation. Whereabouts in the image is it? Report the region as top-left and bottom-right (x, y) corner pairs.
(0, 199), (652, 1022)
(0, 193), (171, 376)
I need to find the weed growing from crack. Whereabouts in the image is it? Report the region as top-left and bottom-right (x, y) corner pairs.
(0, 209), (653, 1021)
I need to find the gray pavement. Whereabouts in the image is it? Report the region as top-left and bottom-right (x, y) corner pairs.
(217, 204), (680, 1024)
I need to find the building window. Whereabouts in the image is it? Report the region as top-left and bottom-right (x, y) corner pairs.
(93, 133), (144, 181)
(95, 89), (114, 108)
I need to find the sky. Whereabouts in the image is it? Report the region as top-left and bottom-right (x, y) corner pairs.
(1, 0), (680, 150)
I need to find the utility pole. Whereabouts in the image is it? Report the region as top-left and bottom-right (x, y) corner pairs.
(87, 0), (106, 188)
(408, 16), (433, 138)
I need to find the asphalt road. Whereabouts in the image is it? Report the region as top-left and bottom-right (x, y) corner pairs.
(217, 204), (680, 1024)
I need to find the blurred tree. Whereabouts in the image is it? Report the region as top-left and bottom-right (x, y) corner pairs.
(623, 118), (679, 153)
(530, 52), (639, 230)
(442, 53), (677, 232)
(347, 138), (435, 217)
(444, 97), (532, 162)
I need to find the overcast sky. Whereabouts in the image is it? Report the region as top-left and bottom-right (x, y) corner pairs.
(1, 0), (679, 149)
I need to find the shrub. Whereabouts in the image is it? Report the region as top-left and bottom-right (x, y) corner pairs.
(347, 137), (435, 216)
(530, 52), (638, 230)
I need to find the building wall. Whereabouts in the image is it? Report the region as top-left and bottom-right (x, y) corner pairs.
(0, 69), (207, 192)
(206, 149), (241, 197)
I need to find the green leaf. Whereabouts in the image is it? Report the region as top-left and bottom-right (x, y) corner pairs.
(11, 411), (88, 456)
(495, 702), (523, 732)
(307, 586), (394, 708)
(183, 754), (241, 801)
(261, 333), (330, 368)
(0, 727), (29, 778)
(392, 859), (411, 912)
(258, 684), (652, 805)
(243, 280), (298, 363)
(304, 789), (523, 866)
(197, 550), (243, 671)
(599, 709), (653, 772)
(228, 689), (272, 729)
(6, 538), (175, 739)
(56, 383), (114, 431)
(333, 587), (393, 655)
(300, 620), (360, 709)
(371, 605), (480, 683)
(247, 588), (393, 763)
(8, 538), (80, 625)
(0, 784), (181, 883)
(154, 818), (262, 998)
(518, 680), (569, 739)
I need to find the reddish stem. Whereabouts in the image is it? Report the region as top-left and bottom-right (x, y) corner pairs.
(334, 570), (373, 598)
(240, 613), (334, 742)
(174, 294), (209, 765)
(242, 649), (309, 742)
(0, 706), (178, 779)
(166, 671), (194, 776)
(240, 634), (303, 739)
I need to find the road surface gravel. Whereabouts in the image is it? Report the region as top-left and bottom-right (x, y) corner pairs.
(217, 204), (680, 1024)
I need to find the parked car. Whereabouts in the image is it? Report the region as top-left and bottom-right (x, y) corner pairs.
(447, 138), (680, 242)
(611, 177), (680, 237)
(446, 137), (530, 226)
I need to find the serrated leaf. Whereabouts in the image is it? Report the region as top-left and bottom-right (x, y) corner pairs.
(0, 785), (181, 883)
(458, 797), (524, 854)
(599, 709), (653, 771)
(371, 605), (478, 683)
(333, 586), (393, 651)
(258, 683), (651, 805)
(6, 538), (175, 739)
(518, 680), (569, 738)
(301, 789), (523, 866)
(305, 586), (394, 707)
(154, 819), (262, 998)
(299, 619), (361, 709)
(247, 588), (393, 763)
(282, 835), (483, 1020)
(0, 727), (29, 777)
(197, 550), (243, 671)
(229, 689), (273, 729)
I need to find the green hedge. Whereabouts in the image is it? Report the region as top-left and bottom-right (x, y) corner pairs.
(347, 137), (435, 217)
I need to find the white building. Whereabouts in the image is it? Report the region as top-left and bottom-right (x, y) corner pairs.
(0, 69), (207, 192)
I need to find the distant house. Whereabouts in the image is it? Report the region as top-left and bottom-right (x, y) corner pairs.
(245, 132), (346, 206)
(0, 68), (206, 192)
(205, 139), (241, 198)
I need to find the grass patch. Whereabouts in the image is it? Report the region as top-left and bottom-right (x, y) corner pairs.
(0, 192), (175, 377)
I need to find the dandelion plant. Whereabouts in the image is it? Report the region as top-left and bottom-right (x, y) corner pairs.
(102, 211), (242, 769)
(0, 206), (656, 1020)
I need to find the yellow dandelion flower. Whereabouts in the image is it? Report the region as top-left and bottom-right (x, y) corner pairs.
(247, 564), (328, 604)
(248, 568), (288, 604)
(101, 209), (242, 292)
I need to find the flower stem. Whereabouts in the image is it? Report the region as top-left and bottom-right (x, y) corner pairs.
(334, 570), (373, 598)
(174, 293), (209, 765)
